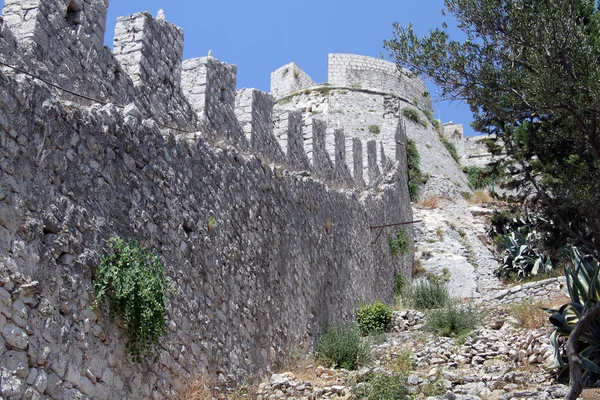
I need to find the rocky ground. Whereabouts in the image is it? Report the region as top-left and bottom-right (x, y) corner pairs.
(185, 188), (590, 399)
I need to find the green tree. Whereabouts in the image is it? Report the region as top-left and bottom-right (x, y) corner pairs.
(384, 2), (600, 397)
(384, 0), (600, 259)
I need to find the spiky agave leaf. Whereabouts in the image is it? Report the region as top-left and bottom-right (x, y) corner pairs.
(547, 247), (600, 385)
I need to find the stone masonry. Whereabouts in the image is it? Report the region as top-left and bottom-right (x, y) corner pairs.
(0, 1), (418, 399)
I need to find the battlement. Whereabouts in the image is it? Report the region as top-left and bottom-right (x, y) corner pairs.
(0, 0), (402, 191)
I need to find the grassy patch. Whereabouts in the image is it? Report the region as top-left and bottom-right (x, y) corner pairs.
(315, 324), (370, 370)
(351, 373), (409, 400)
(400, 279), (450, 310)
(425, 301), (482, 342)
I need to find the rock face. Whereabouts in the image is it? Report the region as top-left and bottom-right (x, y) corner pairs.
(0, 1), (416, 399)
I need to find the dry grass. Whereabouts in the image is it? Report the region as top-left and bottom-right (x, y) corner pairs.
(507, 294), (568, 330)
(282, 357), (345, 387)
(181, 376), (259, 400)
(468, 190), (493, 204)
(419, 197), (442, 209)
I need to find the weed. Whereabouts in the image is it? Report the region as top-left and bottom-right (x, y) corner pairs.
(350, 83), (362, 89)
(407, 139), (422, 202)
(357, 301), (392, 335)
(420, 368), (447, 397)
(389, 229), (410, 256)
(440, 136), (460, 163)
(425, 301), (482, 340)
(352, 373), (409, 400)
(394, 273), (406, 296)
(435, 229), (444, 238)
(93, 236), (171, 361)
(391, 348), (416, 374)
(508, 298), (561, 329)
(368, 125), (381, 134)
(426, 238), (437, 244)
(402, 107), (427, 128)
(401, 279), (450, 310)
(277, 96), (293, 105)
(461, 191), (473, 201)
(318, 86), (331, 96)
(207, 217), (216, 231)
(412, 260), (426, 278)
(294, 71), (299, 79)
(315, 324), (370, 370)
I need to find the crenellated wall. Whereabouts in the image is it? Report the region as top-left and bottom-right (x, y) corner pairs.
(0, 1), (413, 399)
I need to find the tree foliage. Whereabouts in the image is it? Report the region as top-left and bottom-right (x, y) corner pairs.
(384, 0), (600, 259)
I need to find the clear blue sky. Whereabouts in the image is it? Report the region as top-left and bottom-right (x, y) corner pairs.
(0, 0), (476, 136)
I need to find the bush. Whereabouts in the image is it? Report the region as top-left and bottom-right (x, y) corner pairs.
(389, 229), (410, 256)
(406, 139), (422, 202)
(425, 301), (481, 340)
(352, 373), (409, 400)
(93, 236), (171, 360)
(401, 279), (450, 310)
(357, 301), (392, 335)
(368, 125), (381, 134)
(440, 136), (460, 163)
(315, 324), (370, 370)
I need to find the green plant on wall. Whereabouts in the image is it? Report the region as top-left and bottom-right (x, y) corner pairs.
(407, 139), (422, 202)
(440, 135), (460, 163)
(402, 107), (428, 128)
(368, 125), (381, 134)
(389, 229), (410, 256)
(93, 236), (171, 361)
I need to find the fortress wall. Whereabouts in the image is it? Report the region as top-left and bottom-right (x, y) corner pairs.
(0, 72), (411, 398)
(270, 62), (315, 100)
(0, 2), (413, 398)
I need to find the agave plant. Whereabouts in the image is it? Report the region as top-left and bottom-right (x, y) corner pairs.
(494, 232), (553, 279)
(547, 248), (600, 385)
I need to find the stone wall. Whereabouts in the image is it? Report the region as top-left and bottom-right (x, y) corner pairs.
(270, 62), (315, 100)
(0, 1), (413, 399)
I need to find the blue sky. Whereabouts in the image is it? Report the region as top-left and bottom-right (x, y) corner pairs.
(0, 0), (475, 136)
